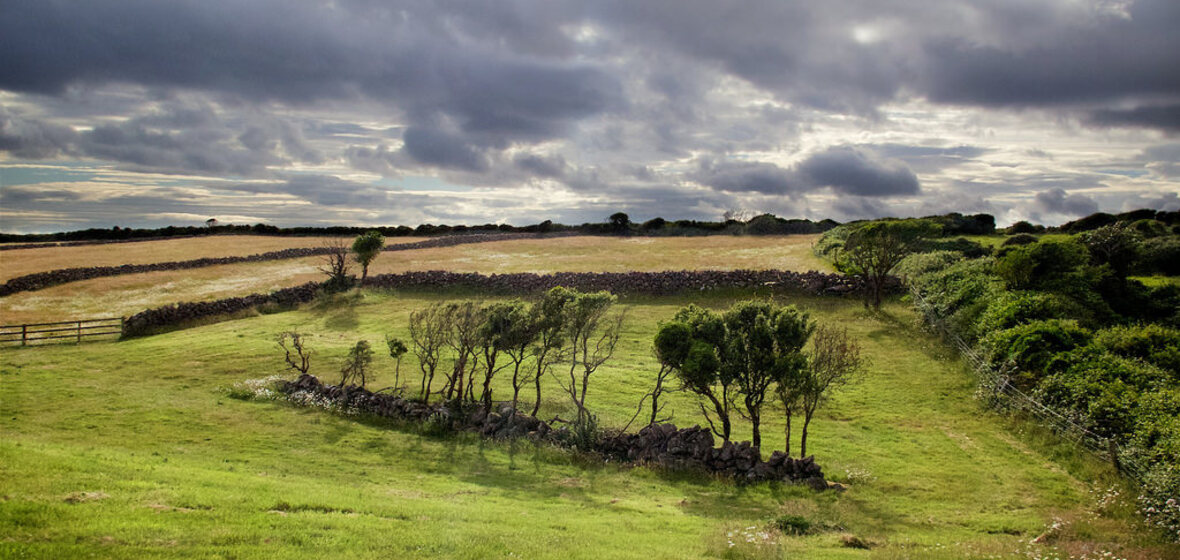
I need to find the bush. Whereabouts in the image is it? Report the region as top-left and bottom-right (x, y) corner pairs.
(895, 251), (962, 281)
(994, 239), (1089, 291)
(1002, 233), (1039, 247)
(982, 320), (1092, 387)
(1006, 221), (1044, 234)
(1092, 324), (1180, 377)
(1038, 347), (1170, 438)
(1137, 237), (1180, 276)
(976, 291), (1092, 335)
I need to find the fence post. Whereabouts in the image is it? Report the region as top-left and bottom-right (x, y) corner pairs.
(1108, 439), (1121, 472)
(77, 320), (82, 344)
(21, 325), (27, 346)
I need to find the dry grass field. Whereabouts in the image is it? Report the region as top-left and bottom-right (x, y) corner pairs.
(0, 235), (827, 324)
(0, 235), (428, 282)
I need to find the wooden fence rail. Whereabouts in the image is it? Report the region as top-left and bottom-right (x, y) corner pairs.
(0, 317), (123, 346)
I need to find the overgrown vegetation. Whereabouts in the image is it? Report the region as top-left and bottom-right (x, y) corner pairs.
(818, 213), (1180, 542)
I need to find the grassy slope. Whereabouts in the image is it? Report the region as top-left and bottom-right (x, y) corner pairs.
(2, 289), (1171, 559)
(0, 235), (828, 324)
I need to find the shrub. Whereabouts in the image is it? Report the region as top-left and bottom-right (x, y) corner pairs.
(982, 320), (1092, 387)
(773, 515), (811, 535)
(975, 291), (1091, 335)
(1038, 347), (1170, 438)
(1002, 233), (1039, 247)
(1092, 324), (1180, 377)
(994, 239), (1089, 291)
(1137, 237), (1180, 276)
(895, 251), (962, 282)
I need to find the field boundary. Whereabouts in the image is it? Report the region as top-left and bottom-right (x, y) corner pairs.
(908, 286), (1145, 480)
(0, 317), (123, 346)
(0, 232), (582, 297)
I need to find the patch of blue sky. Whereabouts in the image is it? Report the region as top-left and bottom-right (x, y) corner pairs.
(0, 164), (98, 187)
(1099, 169), (1147, 178)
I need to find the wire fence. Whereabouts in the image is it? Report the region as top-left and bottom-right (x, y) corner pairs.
(908, 286), (1148, 481)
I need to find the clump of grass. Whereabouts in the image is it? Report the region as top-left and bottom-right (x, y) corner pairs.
(773, 514), (811, 535)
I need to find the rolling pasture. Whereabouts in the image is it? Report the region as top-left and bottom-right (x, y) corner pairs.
(1, 235), (1174, 559)
(0, 235), (828, 325)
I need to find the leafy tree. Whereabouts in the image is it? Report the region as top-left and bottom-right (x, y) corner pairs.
(352, 230), (386, 285)
(529, 287), (575, 416)
(721, 301), (813, 450)
(340, 340), (374, 388)
(796, 325), (864, 457)
(385, 336), (408, 392)
(478, 300), (532, 410)
(609, 212), (631, 235)
(840, 219), (939, 309)
(440, 301), (485, 402)
(655, 305), (733, 442)
(490, 301), (541, 411)
(1081, 222), (1141, 279)
(409, 303), (449, 402)
(559, 290), (625, 423)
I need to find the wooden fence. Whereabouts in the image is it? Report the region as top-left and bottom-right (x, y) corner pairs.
(0, 317), (123, 346)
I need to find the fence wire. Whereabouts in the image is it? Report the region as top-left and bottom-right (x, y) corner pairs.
(908, 286), (1148, 481)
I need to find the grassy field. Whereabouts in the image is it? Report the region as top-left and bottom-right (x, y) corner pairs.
(2, 288), (1173, 559)
(0, 235), (828, 325)
(0, 235), (429, 282)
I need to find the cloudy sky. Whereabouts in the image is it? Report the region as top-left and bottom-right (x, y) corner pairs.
(2, 0), (1179, 233)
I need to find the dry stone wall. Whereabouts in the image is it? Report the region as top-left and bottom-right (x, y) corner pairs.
(280, 374), (826, 485)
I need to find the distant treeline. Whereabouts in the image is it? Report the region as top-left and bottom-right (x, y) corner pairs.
(3, 209), (1176, 244)
(0, 214), (838, 243)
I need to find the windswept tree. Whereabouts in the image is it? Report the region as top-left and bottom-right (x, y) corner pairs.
(385, 336), (408, 392)
(352, 230), (385, 285)
(840, 220), (939, 309)
(409, 303), (448, 402)
(477, 300), (530, 410)
(318, 237), (354, 292)
(559, 289), (625, 424)
(441, 301), (484, 403)
(486, 300), (540, 411)
(277, 331), (312, 375)
(654, 305), (733, 442)
(340, 340), (374, 388)
(797, 325), (864, 457)
(721, 301), (813, 450)
(529, 287), (575, 417)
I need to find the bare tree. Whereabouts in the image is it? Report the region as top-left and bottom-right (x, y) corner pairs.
(318, 237), (354, 292)
(797, 325), (864, 457)
(277, 331), (312, 375)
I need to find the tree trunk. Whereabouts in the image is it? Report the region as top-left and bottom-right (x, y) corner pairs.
(800, 413), (813, 457)
(784, 412), (792, 456)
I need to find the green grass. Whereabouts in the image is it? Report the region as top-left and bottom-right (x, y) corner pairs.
(1130, 275), (1180, 288)
(2, 289), (1174, 559)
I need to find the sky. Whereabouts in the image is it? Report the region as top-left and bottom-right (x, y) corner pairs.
(1, 0), (1179, 233)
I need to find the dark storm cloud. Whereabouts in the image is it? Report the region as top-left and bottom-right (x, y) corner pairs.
(699, 161), (800, 195)
(513, 153), (569, 179)
(0, 109), (75, 159)
(1088, 104), (1180, 133)
(798, 147), (920, 196)
(1034, 188), (1100, 217)
(0, 0), (621, 148)
(400, 127), (489, 173)
(697, 147), (920, 197)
